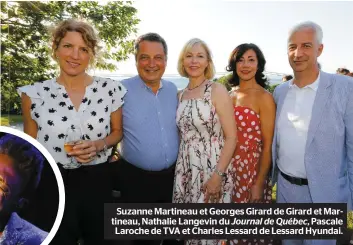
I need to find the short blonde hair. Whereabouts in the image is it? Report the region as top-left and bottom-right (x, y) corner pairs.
(177, 38), (215, 79)
(51, 19), (101, 63)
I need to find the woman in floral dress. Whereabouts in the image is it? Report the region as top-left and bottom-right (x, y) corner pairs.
(172, 38), (237, 245)
(226, 43), (276, 245)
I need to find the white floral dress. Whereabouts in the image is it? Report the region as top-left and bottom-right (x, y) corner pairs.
(173, 81), (233, 245)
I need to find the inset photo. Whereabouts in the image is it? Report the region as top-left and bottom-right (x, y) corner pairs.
(0, 126), (65, 245)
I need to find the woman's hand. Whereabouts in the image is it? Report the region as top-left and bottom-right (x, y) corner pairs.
(68, 140), (97, 164)
(203, 173), (223, 203)
(249, 182), (264, 203)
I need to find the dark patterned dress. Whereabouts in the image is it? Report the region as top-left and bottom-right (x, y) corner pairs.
(17, 77), (126, 169)
(173, 81), (233, 245)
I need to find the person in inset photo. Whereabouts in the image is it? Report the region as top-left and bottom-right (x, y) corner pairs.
(0, 133), (48, 245)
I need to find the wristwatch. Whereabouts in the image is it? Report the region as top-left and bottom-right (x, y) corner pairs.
(215, 168), (226, 177)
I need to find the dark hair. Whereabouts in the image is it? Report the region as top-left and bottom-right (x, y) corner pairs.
(283, 75), (293, 82)
(348, 73), (353, 77)
(0, 134), (44, 198)
(226, 43), (268, 88)
(134, 32), (168, 60)
(336, 68), (350, 75)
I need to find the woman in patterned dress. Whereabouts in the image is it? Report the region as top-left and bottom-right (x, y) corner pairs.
(172, 38), (237, 245)
(17, 19), (126, 245)
(226, 43), (276, 245)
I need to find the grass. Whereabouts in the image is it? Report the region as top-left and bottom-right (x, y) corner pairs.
(272, 182), (353, 233)
(272, 183), (277, 201)
(0, 114), (23, 126)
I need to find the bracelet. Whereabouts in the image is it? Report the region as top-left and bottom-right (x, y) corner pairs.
(214, 168), (226, 177)
(102, 138), (108, 152)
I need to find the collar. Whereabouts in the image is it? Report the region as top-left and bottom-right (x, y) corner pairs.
(138, 76), (163, 91)
(0, 212), (23, 243)
(289, 72), (321, 91)
(51, 76), (98, 95)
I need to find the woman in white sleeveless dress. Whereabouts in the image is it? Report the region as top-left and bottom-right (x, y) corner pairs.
(172, 38), (237, 245)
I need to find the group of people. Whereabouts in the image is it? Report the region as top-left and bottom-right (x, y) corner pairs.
(11, 18), (353, 245)
(337, 67), (353, 77)
(284, 66), (353, 82)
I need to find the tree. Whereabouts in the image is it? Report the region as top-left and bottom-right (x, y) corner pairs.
(267, 84), (279, 94)
(1, 1), (140, 113)
(214, 73), (279, 94)
(214, 73), (232, 91)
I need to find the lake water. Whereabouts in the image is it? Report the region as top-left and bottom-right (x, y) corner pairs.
(7, 74), (283, 131)
(107, 74), (283, 90)
(164, 76), (282, 90)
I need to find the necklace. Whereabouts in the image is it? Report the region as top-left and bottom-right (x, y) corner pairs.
(186, 79), (207, 91)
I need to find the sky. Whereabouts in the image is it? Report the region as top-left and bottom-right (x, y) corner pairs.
(103, 0), (353, 76)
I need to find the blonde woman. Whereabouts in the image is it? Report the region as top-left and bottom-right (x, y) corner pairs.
(172, 38), (237, 245)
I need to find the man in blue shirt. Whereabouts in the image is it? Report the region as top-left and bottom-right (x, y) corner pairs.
(0, 134), (48, 245)
(115, 33), (180, 245)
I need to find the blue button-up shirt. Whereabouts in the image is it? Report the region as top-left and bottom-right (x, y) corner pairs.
(119, 75), (179, 171)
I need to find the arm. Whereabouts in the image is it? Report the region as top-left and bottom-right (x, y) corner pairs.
(177, 90), (182, 102)
(21, 93), (38, 138)
(212, 83), (237, 174)
(71, 107), (123, 163)
(250, 91), (276, 202)
(177, 90), (182, 140)
(94, 107), (123, 152)
(203, 83), (237, 202)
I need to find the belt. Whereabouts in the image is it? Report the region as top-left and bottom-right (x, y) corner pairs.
(280, 171), (308, 185)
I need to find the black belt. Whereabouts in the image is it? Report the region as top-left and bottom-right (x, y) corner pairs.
(280, 171), (308, 185)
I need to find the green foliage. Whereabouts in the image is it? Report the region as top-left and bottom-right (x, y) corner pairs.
(0, 114), (23, 126)
(1, 1), (140, 112)
(214, 73), (232, 91)
(267, 84), (279, 94)
(214, 74), (281, 94)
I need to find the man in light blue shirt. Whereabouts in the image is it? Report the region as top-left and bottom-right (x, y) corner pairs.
(120, 74), (179, 171)
(116, 33), (178, 193)
(114, 32), (180, 245)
